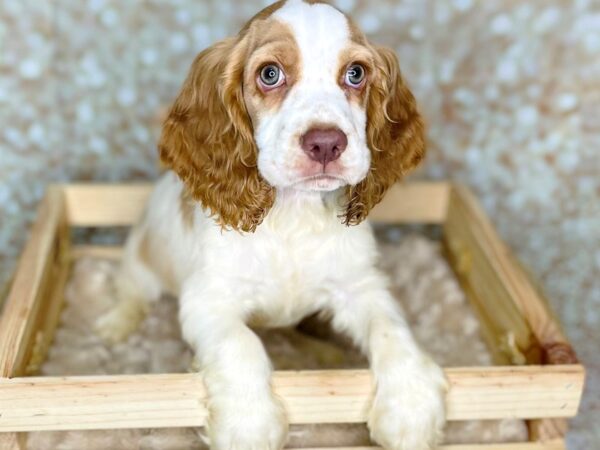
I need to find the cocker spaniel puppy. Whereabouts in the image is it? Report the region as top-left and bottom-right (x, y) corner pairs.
(97, 1), (447, 449)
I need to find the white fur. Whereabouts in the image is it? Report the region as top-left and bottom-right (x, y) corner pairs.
(96, 2), (446, 449)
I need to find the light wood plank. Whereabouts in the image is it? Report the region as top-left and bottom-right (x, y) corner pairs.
(0, 439), (563, 450)
(445, 185), (581, 441)
(0, 187), (65, 379)
(63, 182), (449, 227)
(71, 245), (123, 260)
(0, 366), (584, 432)
(448, 186), (575, 358)
(369, 182), (449, 224)
(23, 234), (70, 376)
(288, 442), (565, 450)
(64, 184), (151, 227)
(443, 187), (538, 365)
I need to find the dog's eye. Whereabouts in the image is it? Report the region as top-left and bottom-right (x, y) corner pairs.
(345, 64), (366, 88)
(258, 64), (285, 90)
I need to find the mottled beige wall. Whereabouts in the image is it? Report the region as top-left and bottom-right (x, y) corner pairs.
(0, 0), (598, 447)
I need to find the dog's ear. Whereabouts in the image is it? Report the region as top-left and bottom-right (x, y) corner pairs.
(159, 37), (275, 232)
(344, 46), (425, 225)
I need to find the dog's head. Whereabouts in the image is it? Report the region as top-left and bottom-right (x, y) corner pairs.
(160, 0), (425, 232)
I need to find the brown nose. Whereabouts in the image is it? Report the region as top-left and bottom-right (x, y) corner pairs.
(300, 128), (348, 165)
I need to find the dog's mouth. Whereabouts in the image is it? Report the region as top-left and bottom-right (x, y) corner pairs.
(292, 173), (348, 191)
(297, 173), (346, 182)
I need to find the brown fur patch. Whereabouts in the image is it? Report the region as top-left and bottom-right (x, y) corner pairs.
(343, 46), (425, 225)
(158, 2), (309, 232)
(346, 15), (368, 46)
(244, 18), (301, 116)
(159, 43), (274, 232)
(159, 1), (424, 231)
(240, 0), (287, 34)
(337, 45), (375, 106)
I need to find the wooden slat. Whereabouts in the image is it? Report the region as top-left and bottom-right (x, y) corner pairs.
(439, 444), (564, 450)
(70, 245), (123, 261)
(0, 187), (66, 379)
(64, 184), (151, 227)
(0, 437), (564, 450)
(0, 366), (584, 432)
(288, 442), (565, 450)
(448, 186), (576, 358)
(369, 181), (449, 224)
(0, 189), (65, 448)
(63, 182), (449, 227)
(443, 186), (539, 365)
(446, 185), (581, 441)
(23, 236), (70, 376)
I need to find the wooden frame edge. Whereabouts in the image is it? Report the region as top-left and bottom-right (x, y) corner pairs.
(0, 186), (68, 379)
(288, 442), (565, 450)
(62, 181), (451, 227)
(446, 185), (577, 360)
(0, 182), (582, 446)
(0, 437), (565, 450)
(443, 184), (584, 441)
(0, 365), (584, 432)
(370, 181), (450, 224)
(443, 184), (538, 365)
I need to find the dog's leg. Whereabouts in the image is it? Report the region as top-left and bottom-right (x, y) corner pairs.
(95, 226), (161, 343)
(329, 275), (447, 450)
(179, 285), (288, 450)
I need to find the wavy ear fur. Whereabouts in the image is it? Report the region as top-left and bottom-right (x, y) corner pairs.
(159, 37), (275, 232)
(344, 46), (425, 225)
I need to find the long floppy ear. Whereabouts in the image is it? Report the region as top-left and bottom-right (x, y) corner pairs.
(159, 38), (275, 232)
(344, 46), (425, 225)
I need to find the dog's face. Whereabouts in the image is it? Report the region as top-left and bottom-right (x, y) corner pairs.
(160, 0), (425, 232)
(247, 2), (371, 192)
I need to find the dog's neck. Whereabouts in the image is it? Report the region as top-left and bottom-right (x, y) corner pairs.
(262, 188), (346, 234)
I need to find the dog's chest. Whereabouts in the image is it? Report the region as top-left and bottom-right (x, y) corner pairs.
(229, 222), (375, 327)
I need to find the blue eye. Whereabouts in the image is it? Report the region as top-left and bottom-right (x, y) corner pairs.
(345, 64), (365, 87)
(259, 64), (285, 89)
(260, 65), (280, 85)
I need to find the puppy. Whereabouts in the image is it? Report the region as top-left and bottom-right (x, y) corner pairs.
(96, 1), (447, 449)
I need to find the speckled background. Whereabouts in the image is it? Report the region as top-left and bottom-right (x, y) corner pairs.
(0, 0), (598, 447)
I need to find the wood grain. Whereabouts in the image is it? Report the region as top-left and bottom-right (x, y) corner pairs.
(443, 186), (538, 365)
(0, 182), (583, 446)
(64, 183), (151, 226)
(448, 186), (575, 357)
(445, 185), (582, 441)
(63, 182), (450, 227)
(0, 366), (584, 432)
(287, 442), (565, 450)
(369, 181), (449, 224)
(70, 245), (123, 260)
(0, 187), (66, 379)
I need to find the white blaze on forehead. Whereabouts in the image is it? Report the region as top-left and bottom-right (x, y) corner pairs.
(273, 0), (351, 83)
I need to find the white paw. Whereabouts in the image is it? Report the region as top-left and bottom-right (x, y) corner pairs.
(368, 357), (447, 450)
(207, 392), (288, 450)
(94, 300), (147, 344)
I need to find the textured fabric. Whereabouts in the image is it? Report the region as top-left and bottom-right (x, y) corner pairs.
(29, 235), (527, 448)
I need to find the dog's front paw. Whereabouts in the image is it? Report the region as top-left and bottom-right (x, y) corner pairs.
(208, 392), (288, 450)
(368, 358), (447, 450)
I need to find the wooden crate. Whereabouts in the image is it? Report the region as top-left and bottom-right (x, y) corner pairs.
(0, 182), (585, 450)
